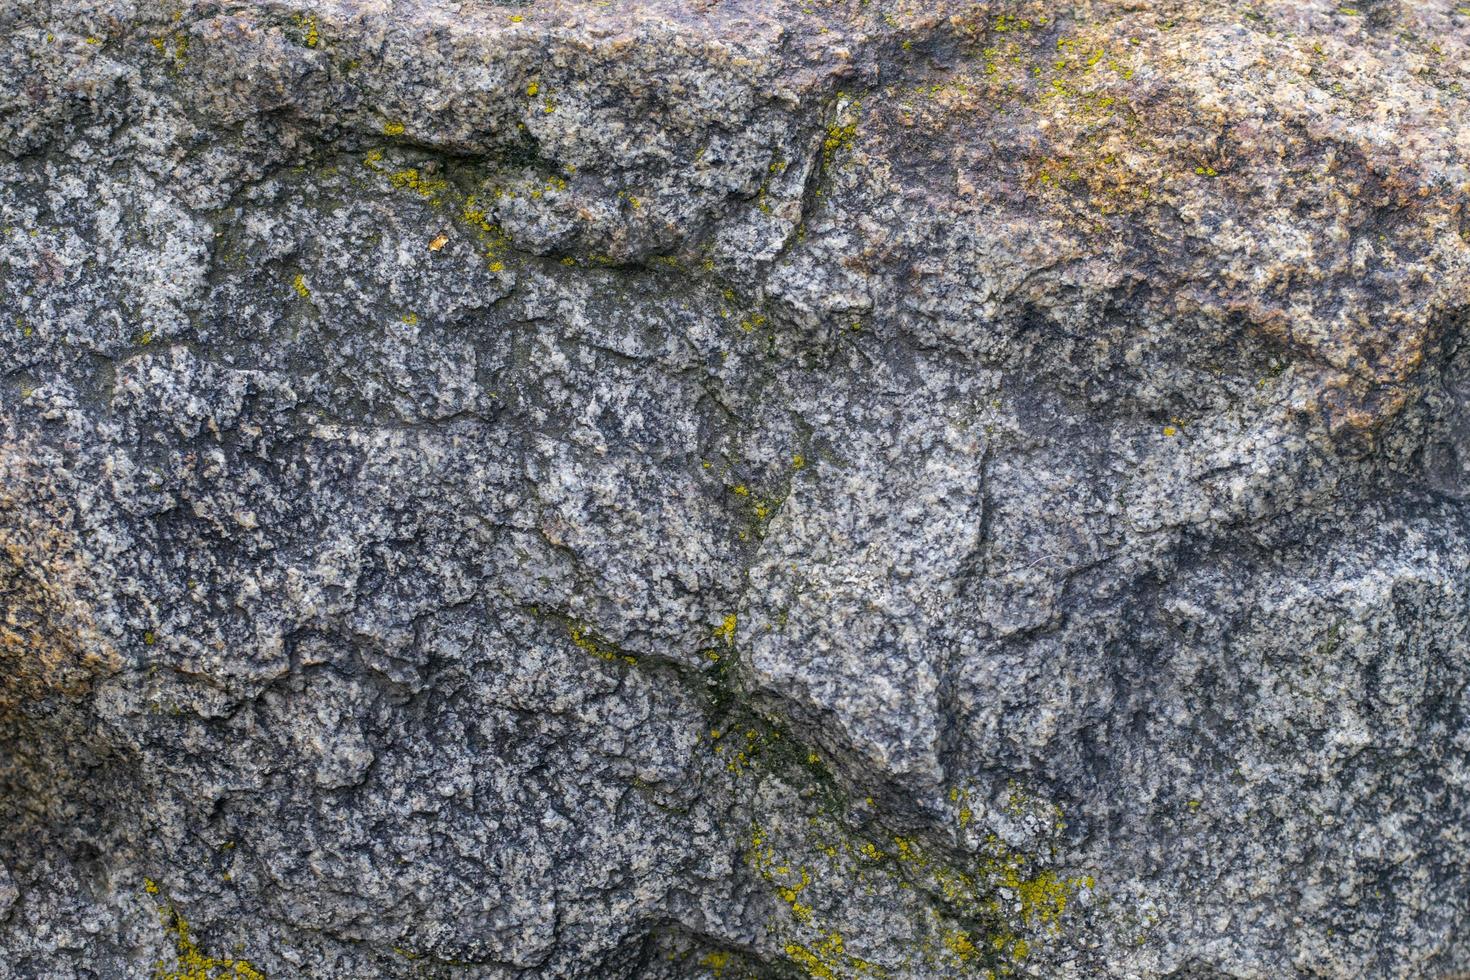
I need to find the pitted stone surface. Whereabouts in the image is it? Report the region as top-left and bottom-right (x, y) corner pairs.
(3, 1), (1470, 978)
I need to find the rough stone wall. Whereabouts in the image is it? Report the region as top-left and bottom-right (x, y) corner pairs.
(2, 1), (1469, 977)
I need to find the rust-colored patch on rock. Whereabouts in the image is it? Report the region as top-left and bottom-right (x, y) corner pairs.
(0, 445), (117, 711)
(846, 0), (1470, 438)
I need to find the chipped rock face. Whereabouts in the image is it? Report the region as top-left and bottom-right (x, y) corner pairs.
(2, 0), (1470, 977)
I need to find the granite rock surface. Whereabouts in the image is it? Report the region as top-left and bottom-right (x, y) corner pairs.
(3, 0), (1470, 977)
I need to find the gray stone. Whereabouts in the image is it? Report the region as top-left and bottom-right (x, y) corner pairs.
(0, 862), (15, 921)
(2, 0), (1470, 977)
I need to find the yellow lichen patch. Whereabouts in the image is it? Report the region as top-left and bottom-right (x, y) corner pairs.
(700, 950), (732, 975)
(993, 13), (1044, 32)
(715, 613), (737, 647)
(294, 13), (320, 48)
(458, 195), (513, 267)
(751, 832), (850, 968)
(943, 928), (978, 962)
(386, 169), (447, 201)
(382, 120), (405, 137)
(784, 931), (880, 980)
(785, 941), (837, 980)
(1011, 869), (1072, 928)
(746, 821), (893, 977)
(755, 774), (1090, 977)
(822, 117), (859, 166)
(778, 869), (815, 922)
(146, 881), (264, 980)
(291, 274), (309, 299)
(567, 622), (637, 666)
(720, 728), (774, 776)
(892, 835), (929, 869)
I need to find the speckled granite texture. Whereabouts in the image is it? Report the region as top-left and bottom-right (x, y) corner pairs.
(3, 1), (1470, 977)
